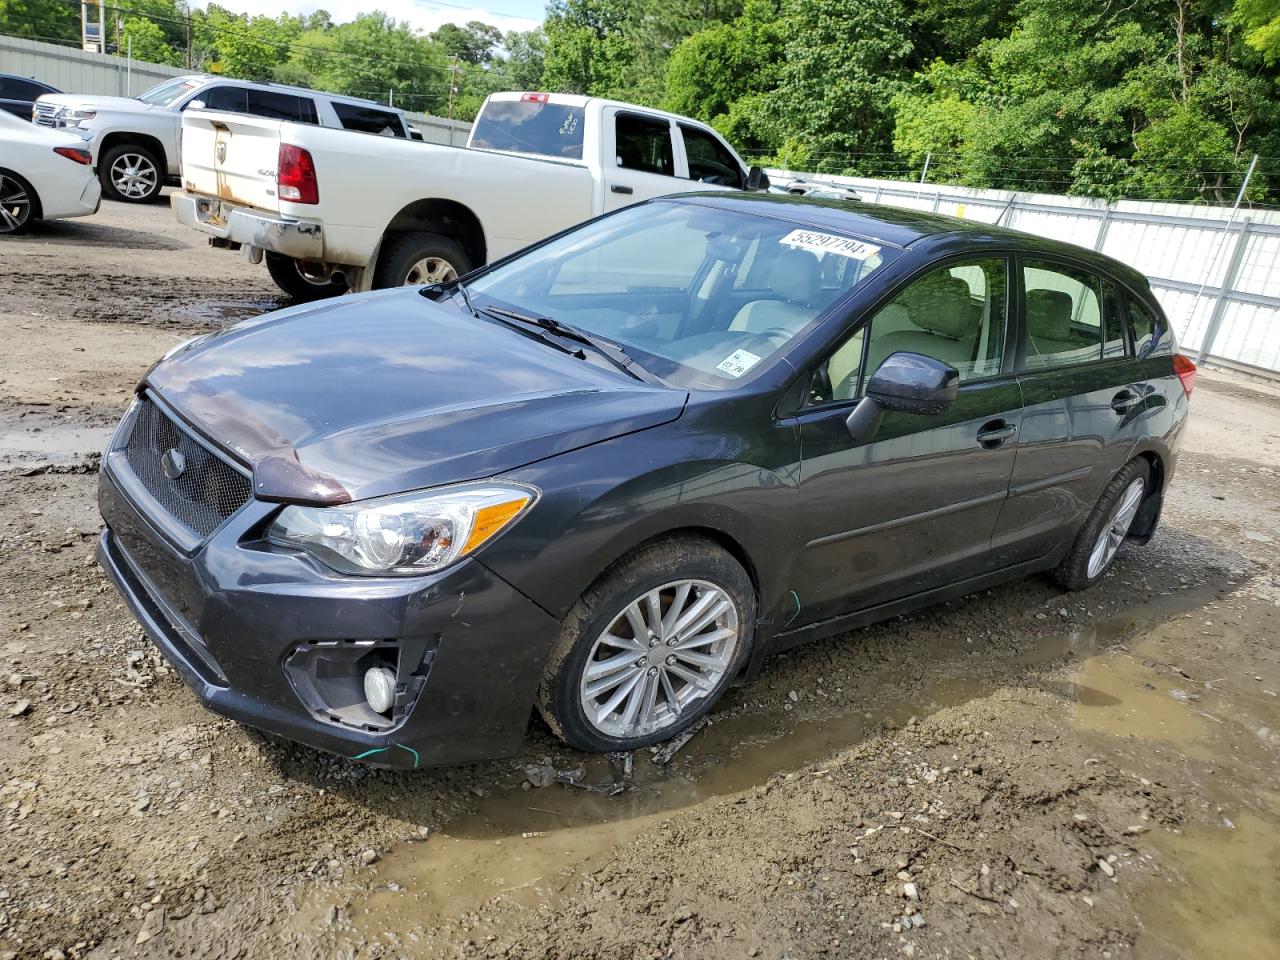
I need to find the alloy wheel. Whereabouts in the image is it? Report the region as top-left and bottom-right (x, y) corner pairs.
(579, 579), (741, 739)
(110, 152), (158, 199)
(403, 256), (457, 285)
(1086, 477), (1145, 579)
(0, 174), (32, 233)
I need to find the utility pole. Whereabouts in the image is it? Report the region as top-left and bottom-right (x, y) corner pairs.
(447, 55), (459, 121)
(186, 4), (192, 70)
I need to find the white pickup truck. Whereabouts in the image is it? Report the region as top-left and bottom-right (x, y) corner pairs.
(172, 91), (769, 299)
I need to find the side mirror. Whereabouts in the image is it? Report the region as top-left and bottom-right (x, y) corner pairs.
(746, 165), (770, 191)
(845, 352), (960, 443)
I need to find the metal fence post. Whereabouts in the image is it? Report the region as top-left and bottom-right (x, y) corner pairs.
(1196, 220), (1253, 364)
(1093, 206), (1113, 253)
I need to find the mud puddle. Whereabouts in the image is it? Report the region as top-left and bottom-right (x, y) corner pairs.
(0, 406), (112, 472)
(172, 295), (285, 327)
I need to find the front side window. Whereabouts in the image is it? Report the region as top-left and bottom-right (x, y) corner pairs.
(470, 99), (584, 160)
(809, 258), (1008, 405)
(467, 202), (894, 390)
(680, 124), (743, 187)
(1021, 261), (1104, 370)
(615, 113), (674, 176)
(333, 102), (405, 137)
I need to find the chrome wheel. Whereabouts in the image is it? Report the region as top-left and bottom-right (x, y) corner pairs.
(579, 579), (741, 739)
(109, 152), (158, 199)
(0, 174), (32, 233)
(1086, 477), (1145, 579)
(403, 256), (457, 285)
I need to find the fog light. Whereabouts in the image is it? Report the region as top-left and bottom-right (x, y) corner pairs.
(363, 666), (397, 714)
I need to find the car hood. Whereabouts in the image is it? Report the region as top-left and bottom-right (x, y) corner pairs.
(37, 94), (161, 114)
(143, 289), (688, 505)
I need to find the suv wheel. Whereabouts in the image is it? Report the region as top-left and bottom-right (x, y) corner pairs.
(373, 231), (471, 288)
(1052, 458), (1151, 591)
(265, 253), (349, 301)
(100, 144), (162, 203)
(537, 536), (755, 753)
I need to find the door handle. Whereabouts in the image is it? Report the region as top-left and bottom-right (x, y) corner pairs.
(610, 184), (634, 195)
(976, 420), (1017, 449)
(1110, 390), (1138, 413)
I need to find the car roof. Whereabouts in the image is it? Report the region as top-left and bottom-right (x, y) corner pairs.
(671, 192), (1151, 290)
(168, 74), (399, 111)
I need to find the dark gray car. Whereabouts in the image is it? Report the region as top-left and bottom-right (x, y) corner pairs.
(96, 195), (1193, 768)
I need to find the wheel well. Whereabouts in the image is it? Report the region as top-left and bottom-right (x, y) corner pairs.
(0, 167), (41, 219)
(1130, 450), (1166, 541)
(383, 198), (486, 268)
(608, 526), (762, 602)
(98, 131), (167, 172)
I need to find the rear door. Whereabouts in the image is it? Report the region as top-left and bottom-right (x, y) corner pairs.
(601, 109), (682, 211)
(991, 257), (1146, 564)
(789, 255), (1022, 627)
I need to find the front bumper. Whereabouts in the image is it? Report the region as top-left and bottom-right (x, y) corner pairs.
(97, 464), (562, 769)
(171, 192), (324, 261)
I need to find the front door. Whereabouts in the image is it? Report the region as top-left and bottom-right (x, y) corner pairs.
(789, 256), (1022, 628)
(601, 109), (682, 212)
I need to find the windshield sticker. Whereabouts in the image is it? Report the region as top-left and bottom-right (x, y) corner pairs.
(716, 349), (762, 378)
(780, 229), (880, 260)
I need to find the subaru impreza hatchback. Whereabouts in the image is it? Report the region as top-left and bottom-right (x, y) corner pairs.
(97, 195), (1192, 768)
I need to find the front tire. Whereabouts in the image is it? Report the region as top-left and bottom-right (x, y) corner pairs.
(264, 252), (348, 301)
(537, 536), (755, 754)
(1052, 459), (1150, 591)
(372, 231), (471, 289)
(99, 144), (162, 203)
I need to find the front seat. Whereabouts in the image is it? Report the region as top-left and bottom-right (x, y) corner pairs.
(730, 250), (822, 337)
(1025, 289), (1084, 363)
(864, 275), (980, 377)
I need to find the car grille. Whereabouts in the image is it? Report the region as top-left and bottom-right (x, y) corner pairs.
(32, 103), (58, 127)
(122, 395), (252, 540)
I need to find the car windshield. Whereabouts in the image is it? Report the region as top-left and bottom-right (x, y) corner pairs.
(136, 78), (200, 107)
(466, 201), (893, 389)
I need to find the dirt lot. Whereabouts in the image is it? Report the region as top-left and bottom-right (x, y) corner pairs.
(1, 197), (1279, 960)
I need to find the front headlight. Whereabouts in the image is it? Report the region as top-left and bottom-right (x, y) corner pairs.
(267, 483), (536, 576)
(56, 108), (97, 127)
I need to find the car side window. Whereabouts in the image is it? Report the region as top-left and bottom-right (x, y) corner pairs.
(679, 124), (743, 188)
(808, 258), (1008, 406)
(332, 102), (406, 137)
(615, 113), (674, 177)
(1021, 261), (1106, 370)
(1126, 296), (1160, 356)
(199, 86), (247, 113)
(2, 78), (43, 99)
(245, 89), (318, 124)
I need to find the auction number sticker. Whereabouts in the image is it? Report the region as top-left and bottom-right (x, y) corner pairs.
(780, 229), (880, 260)
(716, 349), (762, 378)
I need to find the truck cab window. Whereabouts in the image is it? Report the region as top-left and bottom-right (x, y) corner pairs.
(679, 125), (743, 188)
(615, 114), (674, 177)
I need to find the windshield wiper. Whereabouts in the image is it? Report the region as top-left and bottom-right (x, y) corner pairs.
(478, 306), (663, 385)
(453, 280), (479, 318)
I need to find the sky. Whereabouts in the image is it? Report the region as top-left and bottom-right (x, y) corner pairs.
(205, 0), (544, 36)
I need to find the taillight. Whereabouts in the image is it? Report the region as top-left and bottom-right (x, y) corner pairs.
(53, 146), (92, 165)
(1172, 353), (1196, 397)
(277, 143), (318, 204)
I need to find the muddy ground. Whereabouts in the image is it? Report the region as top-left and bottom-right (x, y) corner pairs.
(1, 197), (1278, 960)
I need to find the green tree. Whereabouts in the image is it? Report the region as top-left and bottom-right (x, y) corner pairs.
(0, 0), (79, 44)
(432, 20), (502, 64)
(120, 16), (181, 65)
(1234, 0), (1280, 63)
(541, 0), (635, 96)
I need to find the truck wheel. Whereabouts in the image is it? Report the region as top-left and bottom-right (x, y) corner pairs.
(264, 253), (348, 301)
(373, 231), (471, 289)
(99, 144), (162, 203)
(536, 536), (755, 754)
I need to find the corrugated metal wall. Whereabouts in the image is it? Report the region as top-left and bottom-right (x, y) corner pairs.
(771, 170), (1280, 377)
(0, 35), (472, 146)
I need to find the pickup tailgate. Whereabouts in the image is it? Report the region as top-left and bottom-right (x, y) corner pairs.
(181, 110), (282, 213)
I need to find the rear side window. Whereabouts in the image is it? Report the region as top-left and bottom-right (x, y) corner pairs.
(679, 124), (742, 187)
(332, 102), (406, 137)
(615, 113), (674, 177)
(245, 89), (318, 124)
(199, 86), (248, 113)
(1021, 261), (1104, 370)
(1126, 296), (1160, 356)
(1101, 280), (1127, 359)
(470, 100), (585, 160)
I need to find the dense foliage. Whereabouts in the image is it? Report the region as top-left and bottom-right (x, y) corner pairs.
(3, 0), (1277, 201)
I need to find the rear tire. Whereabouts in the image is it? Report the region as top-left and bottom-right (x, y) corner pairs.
(372, 231), (471, 289)
(99, 143), (162, 203)
(1051, 458), (1151, 591)
(264, 252), (348, 301)
(537, 536), (755, 754)
(0, 170), (37, 234)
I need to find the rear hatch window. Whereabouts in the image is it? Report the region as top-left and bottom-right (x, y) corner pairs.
(470, 99), (584, 160)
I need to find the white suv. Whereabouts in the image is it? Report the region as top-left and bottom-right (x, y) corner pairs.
(33, 76), (412, 204)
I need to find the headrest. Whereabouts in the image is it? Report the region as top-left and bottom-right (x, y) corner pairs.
(1026, 289), (1073, 340)
(769, 249), (821, 304)
(899, 274), (975, 339)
